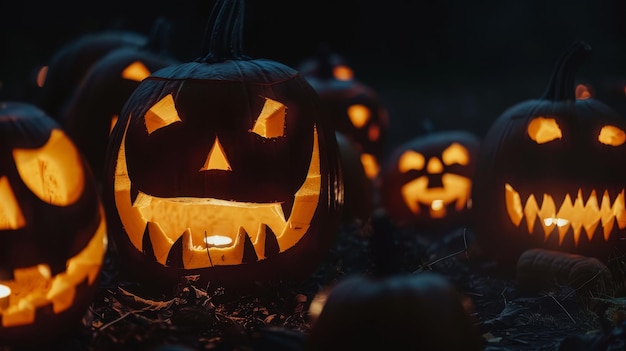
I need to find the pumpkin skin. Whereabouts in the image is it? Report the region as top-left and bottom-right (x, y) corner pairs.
(0, 102), (107, 346)
(305, 272), (483, 351)
(38, 29), (148, 121)
(300, 49), (389, 180)
(471, 41), (626, 270)
(102, 0), (343, 291)
(336, 131), (373, 224)
(61, 18), (180, 183)
(378, 130), (480, 228)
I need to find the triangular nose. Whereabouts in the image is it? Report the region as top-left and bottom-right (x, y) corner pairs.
(201, 137), (232, 171)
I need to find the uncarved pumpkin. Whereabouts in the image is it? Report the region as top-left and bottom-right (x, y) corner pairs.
(471, 41), (626, 270)
(102, 0), (343, 292)
(0, 102), (107, 347)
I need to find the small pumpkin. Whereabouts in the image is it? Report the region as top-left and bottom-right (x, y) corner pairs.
(306, 272), (483, 351)
(471, 41), (626, 269)
(102, 0), (343, 291)
(0, 102), (107, 347)
(300, 48), (389, 180)
(37, 29), (148, 121)
(61, 18), (180, 182)
(378, 129), (480, 228)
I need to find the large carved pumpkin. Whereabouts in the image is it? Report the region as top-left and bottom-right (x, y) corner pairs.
(102, 0), (343, 291)
(378, 129), (480, 228)
(0, 102), (107, 346)
(471, 41), (626, 269)
(37, 29), (148, 121)
(61, 18), (180, 182)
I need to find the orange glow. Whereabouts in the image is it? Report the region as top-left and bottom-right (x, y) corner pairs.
(360, 153), (379, 179)
(251, 98), (286, 138)
(442, 143), (469, 166)
(426, 157), (444, 173)
(575, 84), (592, 100)
(36, 66), (48, 88)
(0, 176), (25, 230)
(145, 94), (182, 134)
(201, 137), (232, 171)
(0, 285), (10, 310)
(347, 105), (370, 128)
(121, 61), (151, 82)
(110, 115), (119, 134)
(505, 183), (626, 245)
(333, 65), (354, 81)
(598, 125), (626, 146)
(401, 174), (471, 217)
(368, 124), (380, 141)
(398, 151), (425, 173)
(527, 117), (562, 144)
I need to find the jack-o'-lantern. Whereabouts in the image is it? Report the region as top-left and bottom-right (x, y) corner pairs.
(378, 130), (480, 228)
(0, 102), (107, 346)
(102, 0), (343, 291)
(471, 41), (626, 270)
(299, 48), (389, 180)
(37, 29), (148, 121)
(61, 18), (180, 182)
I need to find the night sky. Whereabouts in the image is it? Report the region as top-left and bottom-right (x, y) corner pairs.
(2, 0), (625, 153)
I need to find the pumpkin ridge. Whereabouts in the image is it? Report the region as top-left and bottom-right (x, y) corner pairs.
(198, 0), (248, 64)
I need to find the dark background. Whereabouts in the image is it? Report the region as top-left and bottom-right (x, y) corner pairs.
(2, 0), (626, 155)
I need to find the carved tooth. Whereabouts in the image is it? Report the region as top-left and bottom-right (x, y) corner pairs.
(165, 233), (185, 269)
(242, 230), (258, 264)
(264, 225), (280, 258)
(147, 222), (173, 265)
(253, 224), (267, 260)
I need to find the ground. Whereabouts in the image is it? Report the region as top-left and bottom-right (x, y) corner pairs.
(4, 211), (626, 351)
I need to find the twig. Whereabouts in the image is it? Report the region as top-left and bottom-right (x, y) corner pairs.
(413, 228), (468, 273)
(97, 311), (132, 332)
(548, 294), (576, 324)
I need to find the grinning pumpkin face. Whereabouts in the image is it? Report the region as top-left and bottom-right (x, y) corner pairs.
(472, 42), (626, 268)
(0, 102), (106, 346)
(378, 131), (480, 228)
(103, 0), (343, 291)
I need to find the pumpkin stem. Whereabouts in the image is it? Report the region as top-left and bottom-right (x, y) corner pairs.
(145, 17), (173, 56)
(541, 40), (592, 101)
(198, 0), (248, 63)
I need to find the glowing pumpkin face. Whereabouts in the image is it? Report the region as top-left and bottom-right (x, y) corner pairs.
(0, 102), (107, 346)
(472, 41), (626, 268)
(103, 0), (343, 291)
(378, 131), (480, 228)
(61, 18), (180, 182)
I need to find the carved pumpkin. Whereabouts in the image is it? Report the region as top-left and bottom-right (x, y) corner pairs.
(306, 272), (483, 351)
(300, 48), (389, 180)
(102, 0), (343, 291)
(61, 18), (180, 182)
(378, 130), (480, 228)
(0, 102), (107, 346)
(37, 29), (148, 121)
(471, 41), (626, 269)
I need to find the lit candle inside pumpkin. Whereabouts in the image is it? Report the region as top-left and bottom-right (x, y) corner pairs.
(204, 234), (233, 248)
(0, 284), (11, 310)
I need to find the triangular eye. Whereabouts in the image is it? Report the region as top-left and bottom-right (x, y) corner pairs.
(398, 150), (425, 173)
(13, 129), (84, 206)
(200, 137), (232, 171)
(598, 125), (626, 146)
(0, 175), (25, 230)
(347, 104), (370, 128)
(145, 94), (182, 134)
(122, 61), (151, 82)
(527, 116), (562, 144)
(251, 97), (286, 138)
(442, 143), (469, 166)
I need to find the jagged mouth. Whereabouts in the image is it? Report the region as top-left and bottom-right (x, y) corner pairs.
(113, 125), (321, 269)
(0, 214), (106, 327)
(505, 183), (626, 245)
(400, 174), (471, 218)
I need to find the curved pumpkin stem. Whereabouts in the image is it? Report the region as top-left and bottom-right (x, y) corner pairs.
(541, 40), (592, 101)
(198, 0), (248, 63)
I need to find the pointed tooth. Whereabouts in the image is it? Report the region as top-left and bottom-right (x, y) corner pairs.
(142, 225), (156, 261)
(281, 200), (293, 221)
(166, 233), (185, 269)
(264, 225), (280, 258)
(146, 222), (173, 265)
(130, 183), (140, 206)
(253, 224), (267, 260)
(242, 231), (258, 264)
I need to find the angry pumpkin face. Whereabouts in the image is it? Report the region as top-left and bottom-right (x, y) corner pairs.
(0, 102), (106, 346)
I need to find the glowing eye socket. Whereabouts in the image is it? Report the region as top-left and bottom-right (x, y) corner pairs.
(36, 65), (48, 88)
(0, 176), (25, 230)
(333, 65), (354, 81)
(527, 117), (562, 144)
(575, 84), (592, 100)
(13, 129), (85, 206)
(122, 61), (152, 82)
(251, 97), (286, 138)
(145, 94), (182, 134)
(441, 142), (469, 166)
(598, 125), (626, 146)
(347, 104), (371, 128)
(398, 150), (425, 173)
